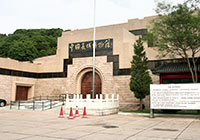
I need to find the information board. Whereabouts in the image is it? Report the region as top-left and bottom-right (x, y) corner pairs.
(150, 84), (200, 110)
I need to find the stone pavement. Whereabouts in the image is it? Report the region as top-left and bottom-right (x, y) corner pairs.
(0, 109), (200, 140)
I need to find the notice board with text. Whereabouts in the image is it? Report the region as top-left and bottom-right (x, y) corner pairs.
(150, 84), (200, 110)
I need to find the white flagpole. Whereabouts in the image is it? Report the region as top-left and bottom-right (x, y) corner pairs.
(92, 0), (96, 99)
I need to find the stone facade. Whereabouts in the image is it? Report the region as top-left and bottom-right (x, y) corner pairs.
(35, 78), (67, 97)
(0, 75), (36, 103)
(65, 56), (115, 94)
(0, 16), (162, 110)
(0, 75), (12, 102)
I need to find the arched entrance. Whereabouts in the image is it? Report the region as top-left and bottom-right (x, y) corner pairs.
(81, 72), (101, 98)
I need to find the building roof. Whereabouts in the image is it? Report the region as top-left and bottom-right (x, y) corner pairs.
(152, 62), (200, 74)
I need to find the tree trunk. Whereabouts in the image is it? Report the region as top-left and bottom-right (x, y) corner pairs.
(185, 57), (196, 83)
(192, 57), (198, 83)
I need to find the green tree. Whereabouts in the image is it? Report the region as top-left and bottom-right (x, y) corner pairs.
(146, 0), (200, 83)
(8, 41), (38, 61)
(0, 34), (7, 57)
(0, 28), (65, 61)
(129, 37), (152, 110)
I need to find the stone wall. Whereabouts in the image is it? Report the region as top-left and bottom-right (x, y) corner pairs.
(114, 76), (139, 110)
(0, 70), (159, 111)
(0, 75), (36, 103)
(113, 72), (159, 111)
(65, 56), (116, 95)
(0, 75), (12, 102)
(35, 78), (67, 96)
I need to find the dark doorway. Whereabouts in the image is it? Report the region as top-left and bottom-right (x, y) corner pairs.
(16, 86), (29, 101)
(81, 72), (102, 98)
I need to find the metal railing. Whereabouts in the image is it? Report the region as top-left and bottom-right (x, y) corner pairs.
(27, 95), (66, 101)
(10, 95), (65, 111)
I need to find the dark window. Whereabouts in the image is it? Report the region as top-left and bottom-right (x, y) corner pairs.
(129, 29), (147, 37)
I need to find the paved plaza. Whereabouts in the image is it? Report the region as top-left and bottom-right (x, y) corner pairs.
(0, 109), (200, 140)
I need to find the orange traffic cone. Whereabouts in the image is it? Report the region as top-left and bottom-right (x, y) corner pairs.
(75, 106), (79, 117)
(82, 107), (87, 118)
(68, 107), (74, 120)
(58, 106), (64, 118)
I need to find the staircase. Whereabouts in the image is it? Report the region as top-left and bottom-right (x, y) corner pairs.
(10, 95), (65, 111)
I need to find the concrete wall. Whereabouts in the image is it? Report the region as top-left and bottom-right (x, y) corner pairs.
(0, 58), (38, 72)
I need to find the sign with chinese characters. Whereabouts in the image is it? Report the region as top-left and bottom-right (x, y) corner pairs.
(150, 84), (200, 110)
(68, 39), (113, 58)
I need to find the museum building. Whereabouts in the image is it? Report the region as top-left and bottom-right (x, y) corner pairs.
(0, 16), (199, 110)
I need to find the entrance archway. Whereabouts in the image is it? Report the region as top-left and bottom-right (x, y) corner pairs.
(81, 72), (101, 98)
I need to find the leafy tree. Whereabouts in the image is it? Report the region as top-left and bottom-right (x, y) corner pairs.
(0, 34), (6, 42)
(8, 41), (38, 61)
(0, 34), (7, 57)
(129, 37), (152, 110)
(146, 0), (200, 83)
(0, 28), (65, 61)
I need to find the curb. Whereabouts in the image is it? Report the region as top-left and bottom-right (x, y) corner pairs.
(118, 112), (200, 118)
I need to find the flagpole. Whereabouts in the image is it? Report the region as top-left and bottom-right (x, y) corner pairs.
(92, 0), (96, 99)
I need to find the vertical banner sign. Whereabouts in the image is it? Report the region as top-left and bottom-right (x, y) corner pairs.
(150, 84), (200, 110)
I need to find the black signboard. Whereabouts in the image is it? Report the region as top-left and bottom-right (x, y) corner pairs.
(69, 38), (113, 58)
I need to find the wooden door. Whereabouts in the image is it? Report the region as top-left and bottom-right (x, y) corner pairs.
(16, 86), (29, 101)
(81, 72), (101, 98)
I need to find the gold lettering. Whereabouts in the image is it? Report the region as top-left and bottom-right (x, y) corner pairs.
(105, 39), (110, 48)
(98, 41), (104, 48)
(81, 43), (86, 50)
(70, 39), (111, 52)
(75, 43), (80, 50)
(69, 44), (74, 52)
(86, 43), (92, 49)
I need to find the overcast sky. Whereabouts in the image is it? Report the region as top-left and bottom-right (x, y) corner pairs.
(0, 0), (186, 34)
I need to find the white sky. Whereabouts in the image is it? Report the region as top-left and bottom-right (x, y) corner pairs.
(0, 0), (186, 34)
